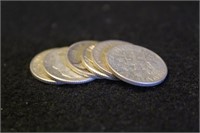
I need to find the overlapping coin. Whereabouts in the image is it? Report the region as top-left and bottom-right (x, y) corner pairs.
(30, 40), (168, 87)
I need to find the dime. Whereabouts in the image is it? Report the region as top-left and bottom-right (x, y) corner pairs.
(66, 40), (98, 78)
(30, 48), (64, 84)
(43, 47), (95, 84)
(92, 40), (128, 78)
(106, 44), (168, 87)
(81, 44), (114, 80)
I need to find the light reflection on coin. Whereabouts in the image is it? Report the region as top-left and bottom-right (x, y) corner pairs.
(106, 44), (168, 87)
(43, 47), (95, 84)
(92, 40), (127, 78)
(82, 44), (114, 80)
(30, 48), (64, 84)
(66, 40), (98, 78)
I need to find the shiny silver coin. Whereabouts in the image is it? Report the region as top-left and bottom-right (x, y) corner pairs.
(66, 40), (98, 78)
(106, 44), (168, 87)
(81, 44), (114, 80)
(30, 48), (64, 84)
(92, 40), (124, 78)
(43, 47), (95, 84)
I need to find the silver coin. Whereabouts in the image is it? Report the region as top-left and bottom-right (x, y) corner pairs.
(43, 47), (95, 84)
(30, 48), (64, 84)
(106, 44), (168, 87)
(81, 44), (114, 80)
(66, 40), (98, 78)
(92, 40), (124, 78)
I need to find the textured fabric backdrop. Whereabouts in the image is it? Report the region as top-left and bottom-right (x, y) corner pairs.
(2, 1), (199, 132)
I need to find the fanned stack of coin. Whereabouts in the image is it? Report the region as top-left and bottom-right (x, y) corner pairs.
(30, 40), (168, 87)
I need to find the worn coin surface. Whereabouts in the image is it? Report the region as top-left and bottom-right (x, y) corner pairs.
(82, 44), (114, 80)
(92, 40), (128, 78)
(43, 47), (95, 84)
(106, 44), (168, 87)
(66, 40), (98, 78)
(30, 48), (64, 84)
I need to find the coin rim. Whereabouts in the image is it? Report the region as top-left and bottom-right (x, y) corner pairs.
(81, 44), (115, 80)
(105, 44), (168, 87)
(30, 48), (65, 85)
(91, 40), (127, 78)
(66, 40), (98, 78)
(43, 47), (95, 84)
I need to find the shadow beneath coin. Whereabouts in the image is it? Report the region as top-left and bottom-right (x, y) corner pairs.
(100, 78), (168, 93)
(118, 72), (170, 93)
(36, 75), (169, 93)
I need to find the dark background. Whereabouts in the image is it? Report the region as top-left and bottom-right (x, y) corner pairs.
(1, 1), (199, 132)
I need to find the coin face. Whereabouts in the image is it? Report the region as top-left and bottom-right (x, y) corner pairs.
(43, 47), (95, 84)
(66, 40), (98, 77)
(30, 48), (64, 84)
(82, 44), (114, 80)
(92, 40), (129, 77)
(106, 44), (168, 87)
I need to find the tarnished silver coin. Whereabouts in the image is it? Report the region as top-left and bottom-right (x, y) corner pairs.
(43, 47), (95, 84)
(66, 40), (98, 78)
(30, 48), (64, 84)
(106, 44), (168, 87)
(81, 44), (114, 80)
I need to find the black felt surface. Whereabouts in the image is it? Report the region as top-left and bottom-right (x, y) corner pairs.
(1, 1), (199, 132)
